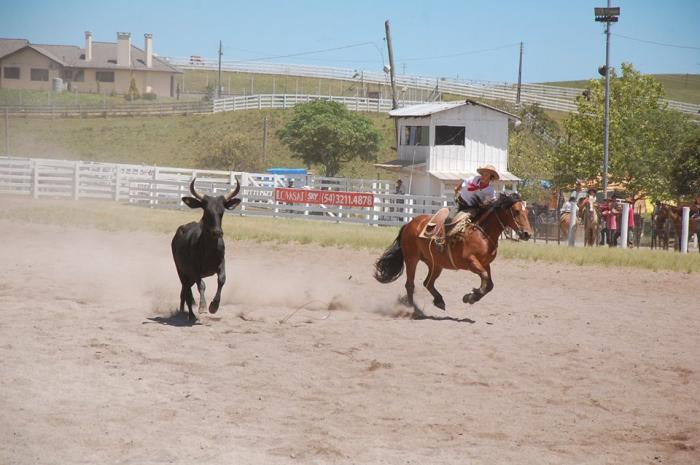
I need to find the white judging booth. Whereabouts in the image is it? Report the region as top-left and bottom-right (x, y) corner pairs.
(377, 99), (521, 198)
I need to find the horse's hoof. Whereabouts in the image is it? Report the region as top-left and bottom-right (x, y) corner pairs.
(433, 299), (446, 310)
(463, 294), (477, 305)
(209, 300), (220, 314)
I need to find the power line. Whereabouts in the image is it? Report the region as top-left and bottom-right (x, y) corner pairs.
(401, 43), (520, 62)
(612, 33), (700, 50)
(233, 42), (381, 63)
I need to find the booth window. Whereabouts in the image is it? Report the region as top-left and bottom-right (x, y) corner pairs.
(435, 126), (465, 145)
(401, 126), (429, 146)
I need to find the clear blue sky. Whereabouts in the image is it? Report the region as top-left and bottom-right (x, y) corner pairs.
(2, 0), (699, 83)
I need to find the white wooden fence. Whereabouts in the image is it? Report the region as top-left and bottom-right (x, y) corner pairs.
(0, 156), (450, 227)
(212, 93), (422, 114)
(164, 56), (700, 115)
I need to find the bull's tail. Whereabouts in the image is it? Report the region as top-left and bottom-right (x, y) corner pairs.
(374, 224), (406, 284)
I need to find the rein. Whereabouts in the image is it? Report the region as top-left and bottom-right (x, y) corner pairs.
(477, 202), (526, 244)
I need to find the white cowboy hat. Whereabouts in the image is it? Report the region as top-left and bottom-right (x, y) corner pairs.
(477, 165), (500, 180)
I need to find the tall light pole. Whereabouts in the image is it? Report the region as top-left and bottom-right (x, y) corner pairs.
(595, 3), (619, 197)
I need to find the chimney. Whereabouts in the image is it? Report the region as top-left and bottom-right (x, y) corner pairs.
(117, 32), (131, 67)
(84, 31), (92, 62)
(144, 33), (153, 68)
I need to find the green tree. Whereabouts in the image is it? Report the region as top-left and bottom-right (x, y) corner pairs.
(277, 99), (381, 177)
(508, 104), (560, 204)
(198, 134), (263, 173)
(669, 128), (700, 200)
(557, 63), (690, 201)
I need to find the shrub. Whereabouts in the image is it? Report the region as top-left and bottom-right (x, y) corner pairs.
(142, 92), (157, 101)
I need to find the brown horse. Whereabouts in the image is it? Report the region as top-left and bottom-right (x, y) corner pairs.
(655, 204), (700, 252)
(559, 211), (573, 240)
(578, 199), (600, 247)
(374, 193), (533, 312)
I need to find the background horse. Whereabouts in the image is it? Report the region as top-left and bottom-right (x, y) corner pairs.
(655, 203), (700, 252)
(578, 199), (600, 247)
(559, 211), (572, 241)
(374, 193), (532, 314)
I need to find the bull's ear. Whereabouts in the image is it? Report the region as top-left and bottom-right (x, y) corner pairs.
(182, 196), (202, 209)
(224, 197), (241, 210)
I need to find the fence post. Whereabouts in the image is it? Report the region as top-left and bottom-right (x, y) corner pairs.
(620, 203), (630, 249)
(32, 161), (39, 199)
(73, 161), (80, 200)
(567, 200), (577, 246)
(114, 166), (121, 202)
(681, 206), (690, 253)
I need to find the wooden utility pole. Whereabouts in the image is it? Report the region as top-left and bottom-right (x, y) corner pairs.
(384, 20), (399, 148)
(262, 116), (268, 163)
(384, 20), (398, 110)
(516, 42), (523, 105)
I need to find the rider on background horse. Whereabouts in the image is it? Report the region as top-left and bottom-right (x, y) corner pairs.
(453, 164), (500, 221)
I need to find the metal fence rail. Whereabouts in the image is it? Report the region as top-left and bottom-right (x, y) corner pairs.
(0, 156), (448, 226)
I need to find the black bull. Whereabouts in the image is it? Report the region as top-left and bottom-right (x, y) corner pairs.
(171, 178), (241, 321)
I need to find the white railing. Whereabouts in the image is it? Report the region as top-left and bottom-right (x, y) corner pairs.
(164, 56), (700, 115)
(212, 94), (423, 114)
(0, 156), (450, 226)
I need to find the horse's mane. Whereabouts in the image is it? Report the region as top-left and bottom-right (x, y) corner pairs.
(475, 192), (522, 216)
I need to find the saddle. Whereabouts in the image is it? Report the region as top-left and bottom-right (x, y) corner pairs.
(419, 208), (471, 248)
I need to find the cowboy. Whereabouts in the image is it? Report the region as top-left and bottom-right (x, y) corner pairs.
(579, 187), (598, 212)
(454, 165), (500, 221)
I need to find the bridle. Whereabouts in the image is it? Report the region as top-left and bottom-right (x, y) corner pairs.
(494, 200), (529, 241)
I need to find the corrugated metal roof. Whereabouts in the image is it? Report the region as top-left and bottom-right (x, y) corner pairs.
(429, 171), (521, 182)
(388, 102), (464, 117)
(0, 38), (180, 73)
(389, 99), (519, 121)
(374, 160), (426, 170)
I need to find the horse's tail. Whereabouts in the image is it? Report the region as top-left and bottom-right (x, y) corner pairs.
(374, 224), (406, 284)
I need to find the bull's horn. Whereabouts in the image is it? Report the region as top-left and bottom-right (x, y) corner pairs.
(189, 178), (203, 200)
(225, 177), (240, 201)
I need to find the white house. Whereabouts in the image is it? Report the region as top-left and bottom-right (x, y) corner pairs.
(377, 99), (520, 197)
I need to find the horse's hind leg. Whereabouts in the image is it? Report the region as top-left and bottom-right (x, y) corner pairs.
(423, 264), (445, 310)
(463, 262), (493, 305)
(402, 256), (418, 307)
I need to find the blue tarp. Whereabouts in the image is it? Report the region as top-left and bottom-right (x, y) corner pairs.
(266, 168), (307, 175)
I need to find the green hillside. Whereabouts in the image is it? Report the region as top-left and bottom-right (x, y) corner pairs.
(1, 109), (397, 179)
(541, 74), (700, 104)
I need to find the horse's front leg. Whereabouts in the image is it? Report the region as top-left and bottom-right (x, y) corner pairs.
(196, 279), (207, 313)
(209, 261), (226, 314)
(463, 262), (493, 305)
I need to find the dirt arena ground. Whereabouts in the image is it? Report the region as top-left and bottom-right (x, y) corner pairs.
(0, 219), (698, 465)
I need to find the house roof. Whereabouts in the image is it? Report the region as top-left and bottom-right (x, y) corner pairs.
(389, 99), (520, 121)
(0, 39), (29, 60)
(0, 38), (181, 73)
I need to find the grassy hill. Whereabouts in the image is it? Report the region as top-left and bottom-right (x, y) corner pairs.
(0, 108), (398, 179)
(541, 74), (700, 104)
